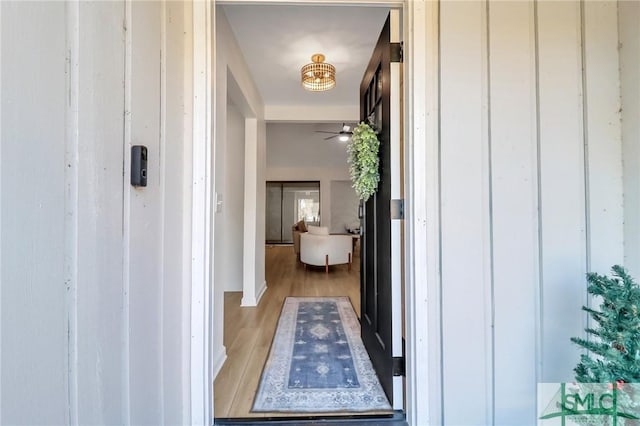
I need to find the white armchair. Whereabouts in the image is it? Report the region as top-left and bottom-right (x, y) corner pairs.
(300, 226), (353, 273)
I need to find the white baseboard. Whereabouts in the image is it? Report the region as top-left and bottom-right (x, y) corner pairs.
(241, 294), (256, 307)
(241, 281), (268, 307)
(212, 346), (227, 380)
(255, 280), (267, 304)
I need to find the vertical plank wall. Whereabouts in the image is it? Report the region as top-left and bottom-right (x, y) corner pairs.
(439, 1), (492, 424)
(76, 2), (126, 423)
(488, 1), (538, 422)
(437, 0), (623, 424)
(582, 1), (623, 278)
(127, 2), (164, 423)
(127, 1), (193, 424)
(1, 2), (69, 423)
(1, 1), (193, 423)
(620, 1), (640, 277)
(162, 2), (193, 423)
(537, 0), (586, 383)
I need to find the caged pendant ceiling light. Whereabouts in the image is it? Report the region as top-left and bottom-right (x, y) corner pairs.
(301, 54), (336, 92)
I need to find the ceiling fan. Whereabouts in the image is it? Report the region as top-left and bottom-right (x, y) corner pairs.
(315, 123), (353, 142)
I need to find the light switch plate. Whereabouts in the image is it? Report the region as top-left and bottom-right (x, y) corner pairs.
(215, 192), (223, 212)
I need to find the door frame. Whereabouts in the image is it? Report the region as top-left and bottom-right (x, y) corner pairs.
(191, 1), (214, 424)
(189, 1), (442, 425)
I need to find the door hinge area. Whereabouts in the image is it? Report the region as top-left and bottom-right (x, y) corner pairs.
(393, 338), (406, 376)
(391, 42), (403, 63)
(390, 199), (404, 220)
(393, 356), (405, 376)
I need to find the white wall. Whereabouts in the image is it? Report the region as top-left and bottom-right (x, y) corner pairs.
(330, 181), (360, 234)
(221, 100), (245, 292)
(1, 1), (193, 424)
(213, 6), (266, 374)
(127, 2), (193, 424)
(76, 2), (128, 423)
(267, 123), (355, 169)
(128, 3), (164, 422)
(266, 123), (358, 232)
(620, 1), (640, 277)
(1, 3), (69, 423)
(432, 1), (624, 424)
(163, 3), (193, 421)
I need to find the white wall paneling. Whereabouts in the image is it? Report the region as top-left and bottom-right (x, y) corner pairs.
(76, 2), (126, 424)
(488, 1), (538, 422)
(128, 1), (195, 423)
(179, 3), (195, 421)
(162, 2), (193, 423)
(66, 3), (80, 422)
(537, 0), (587, 382)
(1, 2), (69, 423)
(582, 1), (623, 277)
(127, 3), (164, 423)
(434, 0), (625, 423)
(620, 1), (640, 277)
(2, 1), (194, 424)
(440, 1), (492, 424)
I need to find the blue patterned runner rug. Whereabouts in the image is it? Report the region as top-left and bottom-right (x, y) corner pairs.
(252, 296), (391, 413)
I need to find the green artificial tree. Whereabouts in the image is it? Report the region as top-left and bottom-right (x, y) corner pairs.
(568, 266), (640, 424)
(571, 265), (640, 384)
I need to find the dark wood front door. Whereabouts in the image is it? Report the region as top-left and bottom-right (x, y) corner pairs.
(359, 13), (402, 405)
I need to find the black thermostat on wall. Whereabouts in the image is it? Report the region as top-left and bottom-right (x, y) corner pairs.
(131, 145), (147, 187)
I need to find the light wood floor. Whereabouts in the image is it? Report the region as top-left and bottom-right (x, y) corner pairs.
(214, 244), (362, 418)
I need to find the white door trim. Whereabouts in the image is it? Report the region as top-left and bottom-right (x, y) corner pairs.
(402, 1), (441, 425)
(191, 0), (214, 424)
(190, 1), (439, 425)
(389, 8), (404, 410)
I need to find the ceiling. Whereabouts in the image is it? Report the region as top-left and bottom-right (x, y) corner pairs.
(221, 4), (390, 114)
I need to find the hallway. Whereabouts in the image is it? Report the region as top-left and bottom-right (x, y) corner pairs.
(214, 245), (361, 418)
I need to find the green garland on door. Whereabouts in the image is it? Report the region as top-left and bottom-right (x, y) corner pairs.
(347, 122), (380, 201)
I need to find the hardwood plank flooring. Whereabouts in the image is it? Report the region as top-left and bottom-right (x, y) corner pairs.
(214, 244), (366, 418)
